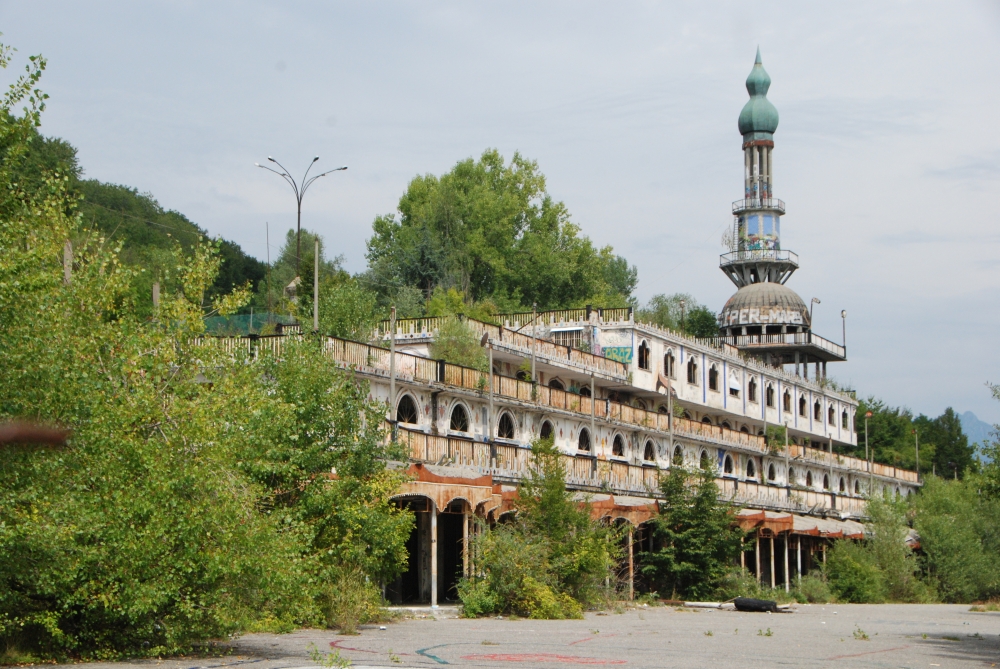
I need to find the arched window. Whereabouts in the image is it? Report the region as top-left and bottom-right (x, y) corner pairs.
(854, 480), (861, 494)
(612, 434), (625, 457)
(657, 404), (669, 415)
(699, 450), (711, 471)
(702, 416), (713, 425)
(746, 458), (757, 478)
(395, 394), (418, 425)
(708, 365), (719, 391)
(842, 411), (849, 429)
(839, 477), (846, 493)
(740, 426), (749, 434)
(643, 440), (655, 462)
(799, 396), (807, 417)
(540, 420), (553, 440)
(673, 445), (684, 466)
(895, 487), (901, 498)
(783, 389), (792, 412)
(578, 428), (591, 452)
(687, 357), (698, 385)
(516, 369), (530, 381)
(823, 474), (830, 490)
(828, 406), (835, 425)
(721, 421), (732, 430)
(766, 384), (775, 408)
(806, 471), (813, 487)
(497, 412), (516, 439)
(748, 377), (758, 403)
(664, 351), (675, 378)
(638, 340), (650, 370)
(788, 467), (796, 484)
(768, 463), (776, 481)
(449, 404), (469, 432)
(814, 401), (822, 421)
(579, 385), (591, 397)
(723, 454), (734, 474)
(549, 379), (564, 391)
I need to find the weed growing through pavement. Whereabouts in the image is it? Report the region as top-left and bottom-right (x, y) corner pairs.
(704, 630), (713, 637)
(853, 627), (870, 641)
(388, 649), (402, 664)
(757, 628), (773, 637)
(308, 643), (351, 668)
(481, 641), (499, 646)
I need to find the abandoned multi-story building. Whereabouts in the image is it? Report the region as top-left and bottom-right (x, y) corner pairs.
(230, 51), (919, 606)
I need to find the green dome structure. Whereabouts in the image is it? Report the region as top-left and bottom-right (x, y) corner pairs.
(738, 47), (779, 140)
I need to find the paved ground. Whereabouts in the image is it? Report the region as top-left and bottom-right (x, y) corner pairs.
(84, 604), (998, 669)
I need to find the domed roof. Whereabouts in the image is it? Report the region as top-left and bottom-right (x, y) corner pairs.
(719, 282), (810, 330)
(738, 48), (779, 138)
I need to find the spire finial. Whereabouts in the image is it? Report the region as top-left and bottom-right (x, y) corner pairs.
(755, 46), (761, 64)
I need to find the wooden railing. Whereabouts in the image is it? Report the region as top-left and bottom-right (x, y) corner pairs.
(399, 428), (868, 515)
(787, 444), (918, 483)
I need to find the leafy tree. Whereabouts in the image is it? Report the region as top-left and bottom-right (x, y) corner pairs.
(366, 149), (636, 310)
(636, 293), (719, 338)
(639, 466), (744, 600)
(317, 273), (382, 342)
(429, 316), (488, 371)
(915, 408), (975, 480)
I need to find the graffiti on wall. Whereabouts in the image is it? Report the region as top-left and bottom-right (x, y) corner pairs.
(599, 329), (633, 364)
(719, 306), (806, 327)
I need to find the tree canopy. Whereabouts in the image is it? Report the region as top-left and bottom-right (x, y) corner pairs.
(365, 149), (637, 311)
(636, 292), (720, 338)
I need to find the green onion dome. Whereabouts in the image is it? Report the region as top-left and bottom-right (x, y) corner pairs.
(738, 48), (779, 139)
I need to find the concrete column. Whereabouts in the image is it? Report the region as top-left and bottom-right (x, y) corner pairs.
(462, 508), (470, 578)
(794, 351), (800, 377)
(767, 147), (774, 197)
(769, 535), (776, 589)
(784, 533), (790, 593)
(628, 528), (635, 601)
(745, 147), (752, 197)
(797, 536), (802, 581)
(755, 533), (761, 583)
(430, 503), (438, 608)
(752, 146), (760, 199)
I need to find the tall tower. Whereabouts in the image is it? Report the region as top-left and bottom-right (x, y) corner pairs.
(717, 49), (846, 376)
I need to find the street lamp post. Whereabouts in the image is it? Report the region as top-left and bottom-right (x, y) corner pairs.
(841, 309), (847, 348)
(255, 156), (347, 278)
(865, 410), (873, 494)
(679, 299), (686, 334)
(913, 428), (920, 480)
(810, 297), (821, 324)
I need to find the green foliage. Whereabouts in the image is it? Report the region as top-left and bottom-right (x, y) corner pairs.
(911, 476), (1000, 602)
(639, 467), (744, 600)
(425, 286), (503, 322)
(0, 41), (411, 658)
(636, 293), (719, 338)
(795, 574), (833, 603)
(982, 383), (1000, 498)
(458, 439), (619, 618)
(824, 541), (886, 603)
(365, 149), (636, 311)
(318, 272), (383, 342)
(319, 565), (388, 635)
(430, 315), (488, 371)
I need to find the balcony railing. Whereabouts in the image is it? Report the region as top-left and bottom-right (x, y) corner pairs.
(732, 197), (786, 214)
(719, 249), (799, 266)
(713, 331), (846, 359)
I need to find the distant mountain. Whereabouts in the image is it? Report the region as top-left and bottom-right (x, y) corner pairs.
(960, 411), (995, 452)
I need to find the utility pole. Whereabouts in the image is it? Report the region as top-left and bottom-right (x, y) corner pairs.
(913, 428), (920, 480)
(389, 307), (396, 441)
(313, 238), (320, 333)
(865, 410), (873, 494)
(531, 302), (537, 384)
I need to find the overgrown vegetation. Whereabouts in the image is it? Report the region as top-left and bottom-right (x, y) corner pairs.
(0, 40), (411, 661)
(639, 466), (744, 600)
(635, 293), (721, 339)
(457, 439), (620, 618)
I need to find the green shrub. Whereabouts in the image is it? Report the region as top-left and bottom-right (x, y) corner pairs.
(320, 566), (387, 634)
(825, 541), (886, 603)
(794, 574), (833, 603)
(519, 577), (583, 619)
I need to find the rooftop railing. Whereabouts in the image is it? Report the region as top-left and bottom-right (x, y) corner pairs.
(719, 249), (799, 266)
(732, 197), (786, 214)
(711, 332), (846, 359)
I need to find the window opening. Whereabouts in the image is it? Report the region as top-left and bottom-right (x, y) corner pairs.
(768, 463), (776, 481)
(854, 480), (860, 494)
(548, 379), (564, 391)
(814, 401), (821, 420)
(396, 394), (418, 425)
(699, 450), (711, 471)
(643, 440), (655, 462)
(839, 477), (846, 493)
(842, 411), (849, 429)
(540, 420), (553, 440)
(828, 406), (835, 425)
(723, 455), (734, 474)
(449, 404), (469, 432)
(664, 351), (675, 378)
(721, 421), (732, 429)
(552, 329), (583, 349)
(788, 467), (795, 484)
(702, 417), (713, 425)
(687, 358), (698, 384)
(578, 428), (591, 452)
(638, 340), (650, 370)
(799, 396), (807, 417)
(806, 471), (813, 487)
(766, 384), (775, 408)
(612, 434), (625, 457)
(748, 377), (758, 403)
(673, 446), (684, 466)
(783, 389), (791, 412)
(740, 426), (749, 434)
(823, 474), (830, 490)
(708, 365), (719, 392)
(657, 404), (669, 415)
(497, 412), (516, 439)
(746, 458), (756, 478)
(579, 386), (591, 397)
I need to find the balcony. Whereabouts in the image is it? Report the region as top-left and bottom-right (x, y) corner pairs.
(732, 197), (785, 215)
(712, 331), (846, 362)
(720, 249), (799, 268)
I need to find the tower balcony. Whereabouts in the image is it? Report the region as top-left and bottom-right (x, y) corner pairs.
(732, 197), (785, 215)
(720, 249), (799, 268)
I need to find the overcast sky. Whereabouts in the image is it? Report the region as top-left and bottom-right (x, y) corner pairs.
(3, 1), (999, 424)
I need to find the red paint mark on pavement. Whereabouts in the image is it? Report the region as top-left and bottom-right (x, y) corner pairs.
(461, 653), (626, 665)
(825, 645), (909, 660)
(329, 640), (378, 654)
